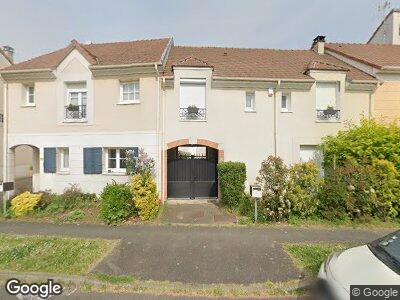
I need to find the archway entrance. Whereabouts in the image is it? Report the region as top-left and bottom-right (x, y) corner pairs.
(167, 145), (218, 199)
(9, 145), (40, 195)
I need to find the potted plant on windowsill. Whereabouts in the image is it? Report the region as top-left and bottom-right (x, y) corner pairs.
(323, 105), (336, 117)
(187, 105), (200, 120)
(66, 104), (79, 111)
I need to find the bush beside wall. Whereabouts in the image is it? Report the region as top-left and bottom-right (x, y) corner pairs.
(100, 182), (134, 225)
(131, 173), (160, 221)
(218, 162), (247, 208)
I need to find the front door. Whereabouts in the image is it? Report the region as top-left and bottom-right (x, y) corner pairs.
(167, 145), (218, 199)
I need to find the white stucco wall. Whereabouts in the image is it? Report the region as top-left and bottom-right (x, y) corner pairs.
(164, 68), (372, 190)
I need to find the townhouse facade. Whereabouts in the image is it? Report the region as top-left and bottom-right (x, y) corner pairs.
(0, 37), (377, 200)
(325, 9), (400, 124)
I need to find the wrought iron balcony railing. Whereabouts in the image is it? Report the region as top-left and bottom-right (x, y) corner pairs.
(65, 104), (87, 120)
(180, 107), (206, 120)
(316, 109), (340, 122)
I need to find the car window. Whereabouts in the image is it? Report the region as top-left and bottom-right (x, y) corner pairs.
(369, 231), (400, 274)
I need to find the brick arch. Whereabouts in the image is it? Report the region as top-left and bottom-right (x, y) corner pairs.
(162, 138), (224, 201)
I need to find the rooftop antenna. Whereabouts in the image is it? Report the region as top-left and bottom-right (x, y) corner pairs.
(378, 0), (391, 42)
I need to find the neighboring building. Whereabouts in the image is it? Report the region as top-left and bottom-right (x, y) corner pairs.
(0, 38), (172, 194)
(0, 37), (377, 200)
(325, 42), (400, 123)
(368, 9), (400, 45)
(0, 46), (33, 190)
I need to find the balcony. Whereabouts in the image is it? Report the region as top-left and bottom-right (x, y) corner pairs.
(65, 104), (87, 121)
(180, 106), (206, 121)
(316, 108), (340, 122)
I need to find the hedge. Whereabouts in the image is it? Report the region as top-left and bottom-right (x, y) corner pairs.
(218, 161), (246, 208)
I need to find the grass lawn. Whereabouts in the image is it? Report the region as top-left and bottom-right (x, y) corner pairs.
(284, 243), (350, 276)
(0, 233), (117, 275)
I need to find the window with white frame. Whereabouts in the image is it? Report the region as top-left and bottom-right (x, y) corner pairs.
(59, 148), (69, 172)
(107, 148), (128, 173)
(120, 82), (140, 103)
(245, 92), (255, 111)
(281, 93), (292, 112)
(179, 79), (206, 120)
(300, 145), (324, 175)
(25, 85), (35, 105)
(65, 82), (87, 120)
(316, 82), (340, 121)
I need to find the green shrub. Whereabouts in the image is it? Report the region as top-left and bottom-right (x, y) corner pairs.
(42, 195), (68, 214)
(62, 184), (97, 209)
(100, 182), (134, 225)
(321, 119), (400, 171)
(256, 156), (290, 221)
(217, 162), (246, 208)
(287, 161), (322, 218)
(65, 210), (85, 223)
(238, 194), (254, 218)
(319, 159), (400, 221)
(131, 173), (160, 221)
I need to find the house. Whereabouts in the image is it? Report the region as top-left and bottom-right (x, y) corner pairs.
(0, 37), (377, 201)
(321, 9), (400, 124)
(0, 46), (33, 192)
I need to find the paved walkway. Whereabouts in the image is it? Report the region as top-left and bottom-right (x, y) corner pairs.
(160, 202), (237, 224)
(0, 221), (391, 284)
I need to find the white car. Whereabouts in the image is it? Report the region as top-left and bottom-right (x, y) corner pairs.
(317, 231), (400, 300)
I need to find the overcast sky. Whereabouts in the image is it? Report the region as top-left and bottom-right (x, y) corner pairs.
(1, 0), (399, 62)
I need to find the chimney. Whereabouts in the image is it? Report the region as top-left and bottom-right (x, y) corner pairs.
(2, 45), (14, 63)
(312, 35), (326, 55)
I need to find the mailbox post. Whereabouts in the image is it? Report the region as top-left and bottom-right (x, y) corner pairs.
(250, 185), (262, 223)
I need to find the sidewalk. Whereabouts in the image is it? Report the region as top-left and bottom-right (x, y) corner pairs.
(0, 221), (390, 284)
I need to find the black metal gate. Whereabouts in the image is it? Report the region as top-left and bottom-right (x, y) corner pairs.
(167, 146), (218, 199)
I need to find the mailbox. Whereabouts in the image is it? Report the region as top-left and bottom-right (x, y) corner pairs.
(250, 185), (262, 198)
(1, 182), (14, 192)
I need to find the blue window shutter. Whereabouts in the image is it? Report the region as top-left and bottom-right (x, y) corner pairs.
(44, 148), (56, 173)
(84, 147), (103, 174)
(126, 147), (139, 157)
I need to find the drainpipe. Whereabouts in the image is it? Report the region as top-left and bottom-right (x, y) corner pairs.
(161, 77), (166, 201)
(2, 80), (8, 214)
(154, 64), (161, 191)
(273, 80), (281, 157)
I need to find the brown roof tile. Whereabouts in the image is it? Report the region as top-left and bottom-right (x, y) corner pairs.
(173, 56), (213, 68)
(325, 43), (400, 69)
(2, 38), (172, 71)
(164, 46), (374, 81)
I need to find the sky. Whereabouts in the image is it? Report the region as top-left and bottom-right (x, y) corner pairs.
(1, 0), (400, 62)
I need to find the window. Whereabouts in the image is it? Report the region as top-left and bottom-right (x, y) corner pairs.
(300, 145), (323, 174)
(245, 92), (255, 111)
(180, 79), (206, 120)
(59, 148), (69, 172)
(281, 93), (291, 112)
(107, 148), (128, 173)
(65, 86), (87, 120)
(120, 82), (140, 103)
(25, 85), (35, 105)
(316, 82), (340, 121)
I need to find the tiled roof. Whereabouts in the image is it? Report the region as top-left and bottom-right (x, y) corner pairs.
(325, 43), (400, 69)
(307, 60), (349, 72)
(2, 38), (172, 71)
(173, 56), (213, 68)
(164, 46), (374, 81)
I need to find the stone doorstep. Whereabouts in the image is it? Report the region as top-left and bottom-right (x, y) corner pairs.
(166, 199), (219, 205)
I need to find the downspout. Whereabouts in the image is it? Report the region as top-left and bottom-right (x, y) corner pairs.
(273, 80), (281, 157)
(161, 77), (166, 201)
(2, 80), (8, 214)
(154, 64), (161, 192)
